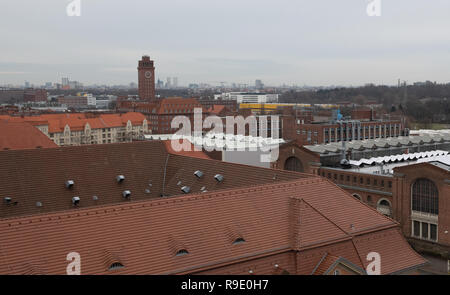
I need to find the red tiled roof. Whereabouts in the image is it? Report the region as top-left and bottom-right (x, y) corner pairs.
(0, 113), (146, 133)
(0, 120), (57, 151)
(207, 105), (226, 115)
(0, 176), (425, 274)
(163, 139), (210, 159)
(0, 141), (309, 219)
(0, 142), (424, 274)
(0, 141), (426, 275)
(119, 112), (147, 125)
(311, 253), (341, 275)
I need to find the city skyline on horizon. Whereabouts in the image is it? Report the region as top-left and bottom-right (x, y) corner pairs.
(1, 0), (450, 87)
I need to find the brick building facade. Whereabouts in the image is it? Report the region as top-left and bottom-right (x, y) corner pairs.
(283, 119), (405, 145)
(393, 162), (450, 257)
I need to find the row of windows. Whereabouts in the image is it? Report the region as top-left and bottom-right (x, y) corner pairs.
(324, 125), (400, 133)
(322, 171), (392, 189)
(412, 220), (437, 241)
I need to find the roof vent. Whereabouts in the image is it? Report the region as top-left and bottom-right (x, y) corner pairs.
(177, 180), (182, 186)
(214, 174), (224, 183)
(122, 190), (131, 199)
(194, 170), (204, 178)
(65, 180), (74, 189)
(36, 202), (42, 207)
(4, 197), (12, 204)
(145, 188), (151, 194)
(116, 175), (125, 183)
(72, 196), (80, 206)
(92, 195), (98, 201)
(181, 186), (191, 194)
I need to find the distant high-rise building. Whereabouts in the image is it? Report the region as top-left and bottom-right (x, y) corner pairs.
(137, 55), (156, 101)
(173, 77), (178, 88)
(166, 77), (172, 89)
(255, 79), (264, 90)
(24, 81), (30, 88)
(156, 79), (164, 89)
(61, 77), (69, 87)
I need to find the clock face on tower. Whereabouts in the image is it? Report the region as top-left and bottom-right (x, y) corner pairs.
(145, 71), (152, 79)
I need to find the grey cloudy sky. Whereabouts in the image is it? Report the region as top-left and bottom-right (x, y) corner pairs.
(1, 0), (449, 86)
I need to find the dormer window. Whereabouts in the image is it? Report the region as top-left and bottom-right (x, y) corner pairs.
(233, 237), (246, 245)
(108, 262), (124, 270)
(176, 249), (189, 256)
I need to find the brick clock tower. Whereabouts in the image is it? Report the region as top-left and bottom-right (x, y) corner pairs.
(138, 55), (156, 101)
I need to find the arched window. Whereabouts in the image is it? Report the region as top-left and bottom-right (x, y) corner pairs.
(284, 157), (304, 173)
(377, 199), (392, 217)
(352, 194), (361, 201)
(412, 179), (439, 215)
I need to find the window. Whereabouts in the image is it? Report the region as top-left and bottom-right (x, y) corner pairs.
(108, 262), (124, 270)
(413, 221), (420, 237)
(430, 224), (437, 241)
(233, 238), (246, 245)
(412, 178), (439, 215)
(176, 249), (189, 256)
(352, 194), (361, 201)
(421, 222), (428, 239)
(412, 221), (438, 242)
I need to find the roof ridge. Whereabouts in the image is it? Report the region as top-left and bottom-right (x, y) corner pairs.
(299, 198), (351, 237)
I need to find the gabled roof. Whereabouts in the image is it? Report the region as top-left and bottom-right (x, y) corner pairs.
(0, 120), (57, 151)
(0, 177), (425, 275)
(311, 253), (365, 275)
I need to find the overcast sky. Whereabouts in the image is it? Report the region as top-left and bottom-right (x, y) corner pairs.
(1, 0), (449, 87)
